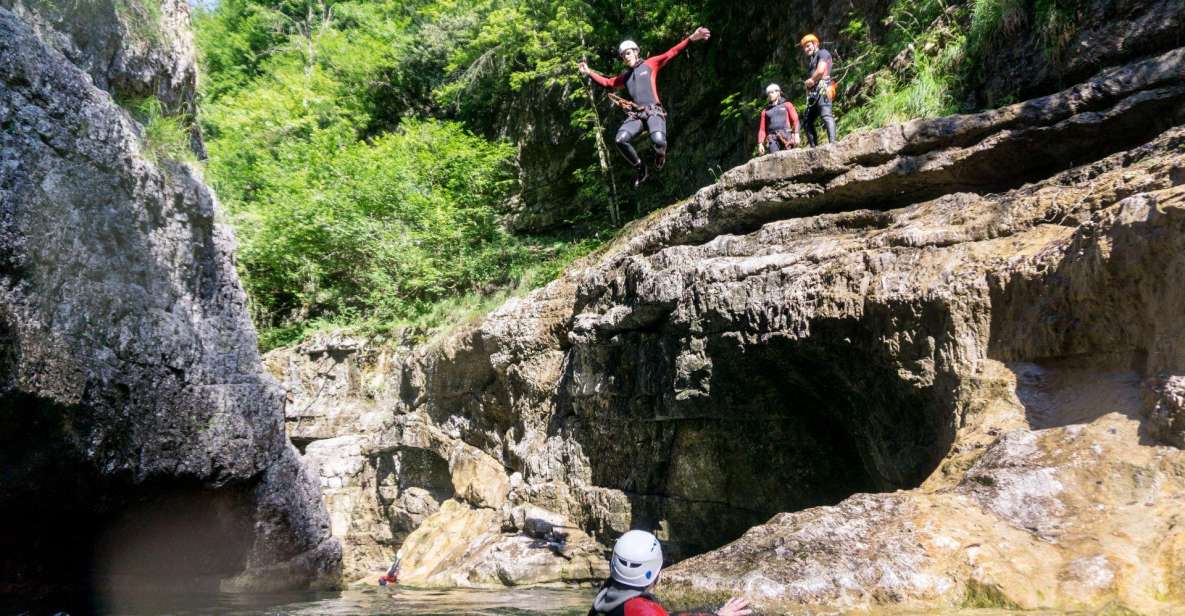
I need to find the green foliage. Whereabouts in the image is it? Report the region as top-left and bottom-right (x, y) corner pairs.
(840, 39), (963, 133)
(216, 114), (531, 334)
(197, 0), (615, 344)
(835, 0), (968, 135)
(967, 0), (1076, 63)
(121, 96), (195, 162)
(195, 0), (1090, 348)
(114, 0), (164, 43)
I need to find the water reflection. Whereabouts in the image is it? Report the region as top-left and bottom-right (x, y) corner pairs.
(2, 587), (1097, 616)
(102, 587), (591, 616)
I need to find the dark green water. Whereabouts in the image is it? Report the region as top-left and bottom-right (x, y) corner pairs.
(3, 587), (592, 616)
(1, 587), (1088, 615)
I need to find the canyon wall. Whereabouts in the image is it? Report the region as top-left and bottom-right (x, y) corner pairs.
(275, 37), (1185, 612)
(0, 0), (339, 605)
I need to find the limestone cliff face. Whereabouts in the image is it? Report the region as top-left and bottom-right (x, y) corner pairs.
(0, 0), (198, 112)
(275, 38), (1185, 612)
(0, 1), (338, 601)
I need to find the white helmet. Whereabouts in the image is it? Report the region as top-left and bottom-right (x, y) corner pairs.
(610, 530), (663, 587)
(618, 40), (640, 56)
(766, 83), (781, 94)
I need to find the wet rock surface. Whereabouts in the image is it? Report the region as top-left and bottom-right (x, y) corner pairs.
(0, 4), (338, 598)
(274, 41), (1185, 611)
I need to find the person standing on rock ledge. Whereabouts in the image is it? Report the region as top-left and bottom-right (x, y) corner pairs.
(757, 83), (800, 156)
(579, 27), (712, 187)
(589, 530), (751, 616)
(800, 34), (838, 147)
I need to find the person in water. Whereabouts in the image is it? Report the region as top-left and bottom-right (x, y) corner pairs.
(800, 34), (837, 147)
(756, 83), (800, 156)
(579, 27), (712, 186)
(589, 530), (751, 616)
(379, 551), (401, 586)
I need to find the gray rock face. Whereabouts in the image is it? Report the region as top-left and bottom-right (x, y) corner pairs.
(0, 5), (338, 599)
(0, 0), (198, 112)
(275, 43), (1185, 610)
(971, 0), (1185, 107)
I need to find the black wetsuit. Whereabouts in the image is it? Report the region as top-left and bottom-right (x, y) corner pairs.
(758, 97), (800, 153)
(588, 37), (690, 167)
(804, 48), (837, 146)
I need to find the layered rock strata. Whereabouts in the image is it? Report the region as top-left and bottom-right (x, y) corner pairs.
(276, 44), (1185, 612)
(0, 2), (338, 602)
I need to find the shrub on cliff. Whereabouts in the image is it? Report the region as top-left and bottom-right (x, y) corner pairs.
(196, 0), (602, 347)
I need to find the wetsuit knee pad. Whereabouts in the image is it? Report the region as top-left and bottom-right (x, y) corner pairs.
(615, 131), (633, 145)
(650, 131), (667, 150)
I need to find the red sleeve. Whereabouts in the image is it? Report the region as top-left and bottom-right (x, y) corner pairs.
(784, 101), (800, 132)
(623, 597), (669, 616)
(757, 109), (767, 144)
(588, 69), (626, 89)
(648, 37), (691, 69)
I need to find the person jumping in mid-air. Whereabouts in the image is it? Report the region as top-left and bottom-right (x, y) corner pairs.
(800, 34), (837, 147)
(579, 27), (711, 186)
(756, 83), (800, 156)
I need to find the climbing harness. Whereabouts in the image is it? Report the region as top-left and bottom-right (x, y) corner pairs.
(606, 93), (667, 121)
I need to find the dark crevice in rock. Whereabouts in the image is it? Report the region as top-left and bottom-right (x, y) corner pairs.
(0, 391), (255, 601)
(567, 308), (955, 561)
(374, 447), (454, 542)
(380, 446), (455, 502)
(290, 435), (318, 455)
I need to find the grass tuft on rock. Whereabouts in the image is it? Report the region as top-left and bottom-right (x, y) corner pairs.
(119, 96), (195, 163)
(959, 579), (1022, 609)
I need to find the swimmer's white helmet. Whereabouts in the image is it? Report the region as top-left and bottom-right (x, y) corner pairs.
(619, 40), (640, 55)
(766, 83), (781, 94)
(610, 530), (663, 587)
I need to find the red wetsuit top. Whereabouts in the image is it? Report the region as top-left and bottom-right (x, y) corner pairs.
(587, 37), (692, 108)
(610, 596), (713, 616)
(758, 99), (800, 144)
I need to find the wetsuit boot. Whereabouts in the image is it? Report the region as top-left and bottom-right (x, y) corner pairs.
(632, 162), (649, 187)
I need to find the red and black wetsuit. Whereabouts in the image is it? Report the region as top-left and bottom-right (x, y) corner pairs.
(587, 37), (691, 166)
(613, 595), (705, 616)
(804, 47), (837, 146)
(757, 97), (800, 154)
(589, 582), (716, 616)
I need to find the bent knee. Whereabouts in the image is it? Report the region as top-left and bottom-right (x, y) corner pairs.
(615, 131), (632, 145)
(650, 131), (667, 147)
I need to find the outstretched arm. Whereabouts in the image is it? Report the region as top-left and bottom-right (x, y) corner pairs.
(579, 62), (625, 88)
(650, 26), (710, 69)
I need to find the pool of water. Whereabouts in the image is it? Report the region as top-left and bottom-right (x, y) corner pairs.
(4, 587), (594, 616)
(2, 587), (1093, 616)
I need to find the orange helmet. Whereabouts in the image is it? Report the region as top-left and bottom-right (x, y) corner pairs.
(800, 34), (820, 47)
